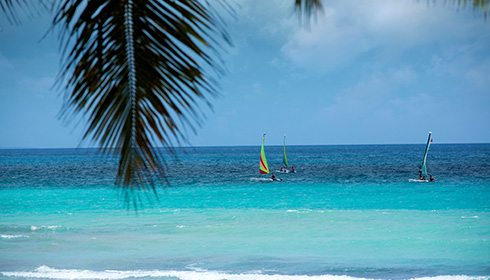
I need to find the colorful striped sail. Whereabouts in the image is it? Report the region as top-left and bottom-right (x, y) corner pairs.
(422, 131), (432, 177)
(260, 133), (269, 174)
(283, 134), (289, 169)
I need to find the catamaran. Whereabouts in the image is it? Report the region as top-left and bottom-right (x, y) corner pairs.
(279, 134), (295, 173)
(409, 131), (433, 182)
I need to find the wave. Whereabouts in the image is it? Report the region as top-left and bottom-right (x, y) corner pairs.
(0, 234), (28, 239)
(0, 224), (62, 233)
(30, 225), (61, 231)
(1, 266), (488, 280)
(286, 209), (314, 213)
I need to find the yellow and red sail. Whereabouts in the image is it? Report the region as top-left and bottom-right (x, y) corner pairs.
(260, 134), (269, 174)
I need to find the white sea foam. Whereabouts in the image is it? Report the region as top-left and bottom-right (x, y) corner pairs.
(30, 225), (60, 231)
(286, 209), (312, 213)
(0, 234), (28, 239)
(0, 266), (368, 280)
(1, 266), (488, 280)
(407, 277), (489, 280)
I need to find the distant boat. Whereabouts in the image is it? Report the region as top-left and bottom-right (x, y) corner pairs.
(259, 133), (281, 182)
(409, 131), (433, 183)
(279, 134), (295, 173)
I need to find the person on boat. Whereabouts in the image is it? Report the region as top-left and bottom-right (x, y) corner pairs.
(290, 166), (295, 172)
(270, 173), (277, 180)
(418, 167), (422, 179)
(429, 175), (435, 182)
(280, 166), (286, 172)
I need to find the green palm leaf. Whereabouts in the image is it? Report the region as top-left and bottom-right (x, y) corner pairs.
(52, 0), (230, 207)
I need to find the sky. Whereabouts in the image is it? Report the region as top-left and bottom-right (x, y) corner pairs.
(0, 0), (489, 148)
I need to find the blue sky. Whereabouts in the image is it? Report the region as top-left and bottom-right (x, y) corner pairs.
(0, 0), (489, 148)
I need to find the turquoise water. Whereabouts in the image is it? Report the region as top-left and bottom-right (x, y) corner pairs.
(0, 145), (489, 280)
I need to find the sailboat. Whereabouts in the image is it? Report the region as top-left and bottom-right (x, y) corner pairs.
(259, 133), (281, 181)
(409, 131), (433, 182)
(260, 133), (270, 175)
(279, 134), (295, 173)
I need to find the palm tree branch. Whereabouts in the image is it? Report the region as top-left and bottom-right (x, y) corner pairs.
(52, 0), (229, 206)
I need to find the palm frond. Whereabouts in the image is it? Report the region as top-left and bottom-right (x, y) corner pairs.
(452, 0), (490, 18)
(0, 0), (50, 24)
(0, 0), (25, 24)
(52, 0), (230, 207)
(294, 0), (323, 26)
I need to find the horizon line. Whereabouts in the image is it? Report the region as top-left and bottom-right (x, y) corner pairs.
(1, 142), (489, 150)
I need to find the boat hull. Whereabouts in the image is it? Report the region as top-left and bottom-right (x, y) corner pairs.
(408, 179), (429, 183)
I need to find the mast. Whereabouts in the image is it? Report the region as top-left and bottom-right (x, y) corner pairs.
(283, 134), (289, 169)
(422, 131), (432, 177)
(260, 133), (270, 174)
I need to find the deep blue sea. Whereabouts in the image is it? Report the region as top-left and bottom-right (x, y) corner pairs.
(0, 144), (489, 280)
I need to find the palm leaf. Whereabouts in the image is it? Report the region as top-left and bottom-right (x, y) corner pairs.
(293, 0), (490, 22)
(294, 0), (323, 26)
(455, 0), (490, 17)
(52, 0), (230, 208)
(0, 0), (50, 24)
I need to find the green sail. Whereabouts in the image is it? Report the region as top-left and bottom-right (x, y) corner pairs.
(283, 134), (289, 169)
(422, 132), (432, 177)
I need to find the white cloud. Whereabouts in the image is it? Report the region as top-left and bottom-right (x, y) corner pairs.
(279, 0), (477, 73)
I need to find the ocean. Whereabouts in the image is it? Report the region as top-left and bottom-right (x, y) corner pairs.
(0, 144), (489, 280)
